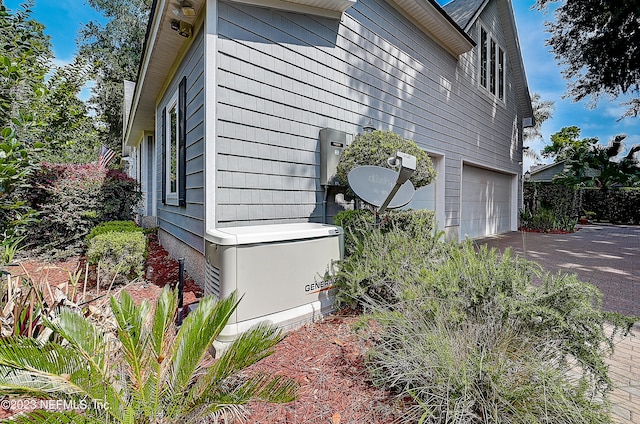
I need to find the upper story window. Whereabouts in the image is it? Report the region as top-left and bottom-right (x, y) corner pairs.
(479, 26), (505, 102)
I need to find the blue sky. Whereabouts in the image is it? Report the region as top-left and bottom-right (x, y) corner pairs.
(504, 1), (639, 171)
(3, 0), (104, 100)
(4, 0), (638, 171)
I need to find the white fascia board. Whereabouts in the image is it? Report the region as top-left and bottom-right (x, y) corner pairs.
(390, 0), (474, 56)
(228, 0), (356, 19)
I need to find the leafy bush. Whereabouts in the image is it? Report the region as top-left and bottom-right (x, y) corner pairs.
(331, 209), (443, 309)
(334, 209), (436, 258)
(335, 129), (436, 189)
(101, 169), (143, 222)
(521, 182), (582, 231)
(0, 288), (297, 423)
(582, 187), (640, 224)
(360, 242), (635, 423)
(86, 220), (142, 241)
(519, 205), (577, 232)
(0, 124), (40, 262)
(22, 163), (142, 257)
(524, 182), (640, 225)
(87, 230), (147, 280)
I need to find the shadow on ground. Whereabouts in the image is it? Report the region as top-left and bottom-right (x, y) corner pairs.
(475, 224), (640, 317)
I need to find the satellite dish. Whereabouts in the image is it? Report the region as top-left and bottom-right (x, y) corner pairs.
(347, 166), (415, 209)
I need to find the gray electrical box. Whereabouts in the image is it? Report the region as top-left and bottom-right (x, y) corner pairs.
(320, 128), (347, 186)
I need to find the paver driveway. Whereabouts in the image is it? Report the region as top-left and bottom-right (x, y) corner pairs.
(475, 224), (640, 316)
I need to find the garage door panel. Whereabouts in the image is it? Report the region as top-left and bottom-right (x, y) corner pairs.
(461, 165), (513, 239)
(403, 183), (435, 211)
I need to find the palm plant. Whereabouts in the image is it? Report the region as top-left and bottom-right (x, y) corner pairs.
(0, 288), (296, 423)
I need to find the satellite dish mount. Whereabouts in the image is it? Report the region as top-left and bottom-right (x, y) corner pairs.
(347, 151), (417, 225)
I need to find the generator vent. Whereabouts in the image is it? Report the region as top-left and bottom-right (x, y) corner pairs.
(205, 260), (221, 299)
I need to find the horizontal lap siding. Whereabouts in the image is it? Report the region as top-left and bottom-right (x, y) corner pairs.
(156, 29), (205, 253)
(217, 0), (522, 228)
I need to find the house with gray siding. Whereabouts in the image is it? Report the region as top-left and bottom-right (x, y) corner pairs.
(527, 161), (566, 183)
(124, 0), (534, 287)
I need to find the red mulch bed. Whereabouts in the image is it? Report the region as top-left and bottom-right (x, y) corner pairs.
(10, 232), (202, 309)
(244, 314), (406, 423)
(3, 233), (409, 422)
(142, 232), (203, 308)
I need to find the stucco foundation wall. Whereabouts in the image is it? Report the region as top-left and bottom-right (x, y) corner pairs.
(157, 228), (206, 288)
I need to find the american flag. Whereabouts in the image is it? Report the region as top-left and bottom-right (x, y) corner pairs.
(98, 145), (117, 168)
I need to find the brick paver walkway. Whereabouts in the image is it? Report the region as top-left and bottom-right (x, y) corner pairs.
(476, 224), (640, 423)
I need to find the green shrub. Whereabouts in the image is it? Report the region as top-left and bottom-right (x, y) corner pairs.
(331, 210), (444, 310)
(520, 202), (577, 232)
(335, 129), (436, 189)
(582, 187), (640, 224)
(334, 209), (436, 258)
(0, 125), (39, 261)
(360, 242), (635, 423)
(523, 182), (640, 225)
(86, 230), (147, 279)
(101, 169), (143, 222)
(86, 220), (141, 241)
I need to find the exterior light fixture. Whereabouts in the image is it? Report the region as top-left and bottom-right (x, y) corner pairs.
(363, 118), (375, 133)
(181, 4), (196, 17)
(172, 1), (196, 18)
(171, 19), (192, 38)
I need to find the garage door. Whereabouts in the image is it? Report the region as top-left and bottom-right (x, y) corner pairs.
(461, 165), (513, 239)
(402, 155), (438, 212)
(402, 183), (435, 211)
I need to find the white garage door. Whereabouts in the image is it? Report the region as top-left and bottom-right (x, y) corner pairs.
(402, 155), (438, 213)
(461, 165), (513, 239)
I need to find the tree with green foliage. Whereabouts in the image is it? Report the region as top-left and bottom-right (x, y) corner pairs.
(0, 288), (297, 423)
(78, 0), (151, 152)
(34, 57), (102, 164)
(541, 126), (596, 162)
(584, 134), (640, 188)
(543, 126), (640, 188)
(0, 1), (50, 131)
(0, 1), (49, 257)
(523, 93), (554, 161)
(535, 0), (640, 119)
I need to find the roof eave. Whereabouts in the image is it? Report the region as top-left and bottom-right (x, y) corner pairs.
(390, 0), (475, 57)
(125, 0), (205, 147)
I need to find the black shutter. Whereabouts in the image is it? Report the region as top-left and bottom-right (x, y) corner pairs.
(161, 107), (167, 204)
(178, 76), (187, 207)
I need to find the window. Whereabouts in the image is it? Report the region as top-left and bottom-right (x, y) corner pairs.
(479, 26), (505, 101)
(162, 76), (187, 206)
(167, 98), (178, 198)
